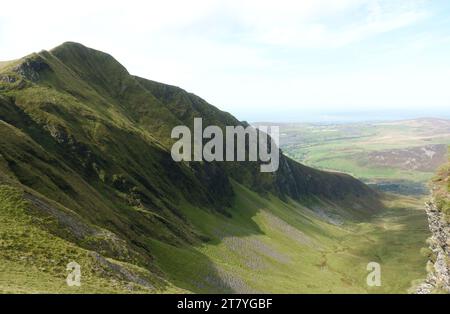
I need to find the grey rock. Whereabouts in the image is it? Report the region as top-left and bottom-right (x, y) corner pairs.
(415, 202), (450, 294)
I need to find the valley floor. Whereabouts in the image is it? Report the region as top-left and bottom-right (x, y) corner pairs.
(0, 181), (429, 294)
(147, 183), (429, 294)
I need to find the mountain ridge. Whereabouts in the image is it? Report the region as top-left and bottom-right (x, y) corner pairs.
(0, 42), (387, 293)
(1, 41), (380, 206)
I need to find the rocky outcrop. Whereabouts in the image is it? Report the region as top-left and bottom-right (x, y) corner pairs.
(416, 201), (450, 294)
(12, 55), (50, 82)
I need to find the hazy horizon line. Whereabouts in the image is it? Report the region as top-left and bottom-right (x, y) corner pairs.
(248, 113), (450, 124)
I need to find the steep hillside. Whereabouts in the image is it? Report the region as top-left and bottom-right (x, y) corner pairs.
(434, 158), (450, 222)
(416, 155), (450, 293)
(0, 42), (402, 293)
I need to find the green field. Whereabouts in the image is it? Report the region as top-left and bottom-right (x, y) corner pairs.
(276, 119), (450, 195)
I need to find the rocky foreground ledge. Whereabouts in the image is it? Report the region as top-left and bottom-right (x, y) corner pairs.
(415, 202), (450, 294)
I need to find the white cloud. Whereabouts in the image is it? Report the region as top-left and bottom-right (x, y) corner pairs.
(222, 0), (430, 47)
(0, 0), (447, 121)
(0, 0), (429, 54)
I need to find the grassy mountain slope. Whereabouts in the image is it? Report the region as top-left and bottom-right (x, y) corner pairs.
(0, 42), (426, 293)
(433, 153), (450, 222)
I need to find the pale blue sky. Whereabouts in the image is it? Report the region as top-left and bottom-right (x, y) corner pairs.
(1, 0), (450, 121)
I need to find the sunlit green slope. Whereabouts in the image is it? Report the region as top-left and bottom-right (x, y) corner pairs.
(0, 42), (427, 293)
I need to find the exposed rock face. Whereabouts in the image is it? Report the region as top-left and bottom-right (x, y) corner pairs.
(12, 56), (50, 82)
(89, 252), (154, 291)
(416, 202), (450, 294)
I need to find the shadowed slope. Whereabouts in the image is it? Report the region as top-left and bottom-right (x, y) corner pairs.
(0, 42), (386, 293)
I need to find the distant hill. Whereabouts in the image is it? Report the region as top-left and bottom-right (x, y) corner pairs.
(275, 118), (450, 196)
